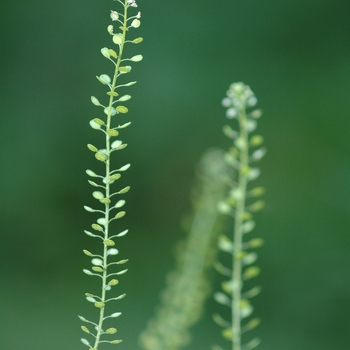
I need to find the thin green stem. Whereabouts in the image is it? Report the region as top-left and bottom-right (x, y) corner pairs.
(92, 2), (130, 348)
(216, 83), (264, 350)
(232, 107), (249, 350)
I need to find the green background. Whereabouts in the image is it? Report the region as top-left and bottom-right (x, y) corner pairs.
(1, 0), (350, 349)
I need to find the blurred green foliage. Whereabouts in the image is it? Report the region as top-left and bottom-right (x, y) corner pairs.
(1, 0), (350, 349)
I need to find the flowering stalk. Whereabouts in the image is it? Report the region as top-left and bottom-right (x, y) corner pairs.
(214, 83), (266, 350)
(139, 149), (228, 350)
(79, 1), (142, 348)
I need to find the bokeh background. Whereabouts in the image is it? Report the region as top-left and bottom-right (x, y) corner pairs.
(1, 0), (350, 349)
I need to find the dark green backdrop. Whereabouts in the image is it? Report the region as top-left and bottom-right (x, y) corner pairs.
(1, 0), (350, 349)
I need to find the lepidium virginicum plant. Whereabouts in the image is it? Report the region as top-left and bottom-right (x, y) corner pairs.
(214, 83), (266, 350)
(79, 1), (142, 349)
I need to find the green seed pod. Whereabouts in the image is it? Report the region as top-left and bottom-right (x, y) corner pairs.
(83, 250), (93, 256)
(92, 191), (104, 199)
(223, 124), (238, 139)
(115, 229), (128, 237)
(113, 34), (123, 45)
(213, 313), (230, 328)
(248, 200), (265, 212)
(92, 224), (103, 231)
(118, 122), (131, 129)
(130, 54), (143, 62)
(106, 328), (118, 334)
(116, 106), (128, 113)
(83, 205), (95, 212)
(92, 258), (103, 266)
(251, 148), (267, 161)
(94, 302), (105, 308)
(243, 266), (261, 280)
(108, 279), (119, 286)
(114, 199), (125, 208)
(104, 239), (115, 246)
(116, 259), (128, 265)
(240, 300), (253, 319)
(115, 293), (126, 300)
(250, 135), (264, 147)
(98, 74), (111, 84)
(214, 292), (231, 306)
(81, 326), (90, 334)
(81, 338), (91, 346)
(95, 152), (108, 162)
(86, 169), (97, 177)
(248, 238), (264, 249)
(132, 37), (143, 44)
(107, 248), (119, 256)
(87, 144), (98, 152)
(107, 91), (119, 97)
(124, 81), (137, 86)
(117, 186), (130, 194)
(108, 49), (118, 58)
(218, 235), (233, 253)
(242, 286), (262, 299)
(118, 164), (131, 171)
(107, 129), (119, 137)
(104, 106), (116, 116)
(91, 96), (101, 106)
(222, 328), (233, 341)
(242, 220), (255, 234)
(110, 340), (122, 344)
(115, 211), (126, 219)
(110, 10), (119, 21)
(119, 66), (132, 73)
(110, 173), (121, 181)
(249, 186), (265, 197)
(90, 120), (102, 130)
(217, 201), (231, 214)
(99, 198), (111, 204)
(221, 280), (236, 294)
(242, 317), (261, 332)
(250, 109), (262, 119)
(118, 94), (131, 101)
(242, 252), (258, 266)
(93, 118), (105, 126)
(107, 25), (114, 35)
(111, 140), (122, 149)
(101, 47), (110, 58)
(131, 19), (140, 28)
(92, 266), (103, 272)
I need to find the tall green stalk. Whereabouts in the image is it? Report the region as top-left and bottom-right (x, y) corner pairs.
(139, 149), (228, 350)
(80, 1), (142, 348)
(214, 83), (266, 350)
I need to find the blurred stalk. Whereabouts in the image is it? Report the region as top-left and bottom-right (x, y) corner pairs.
(139, 148), (228, 350)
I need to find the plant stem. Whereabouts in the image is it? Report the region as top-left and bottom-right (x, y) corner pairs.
(232, 106), (249, 350)
(92, 3), (129, 348)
